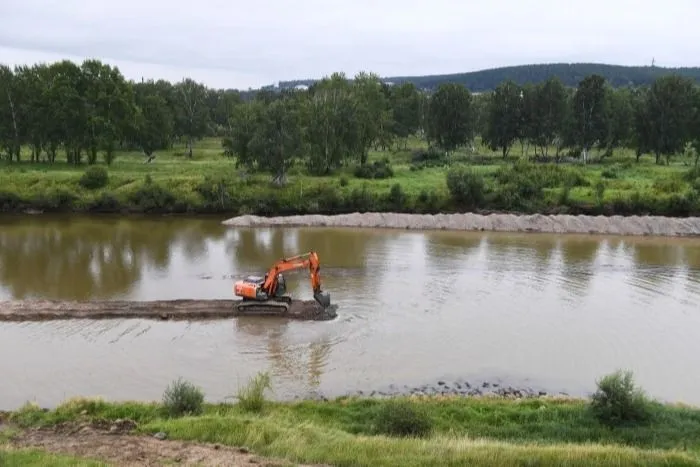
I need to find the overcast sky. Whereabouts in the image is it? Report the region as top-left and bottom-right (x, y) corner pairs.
(0, 0), (697, 90)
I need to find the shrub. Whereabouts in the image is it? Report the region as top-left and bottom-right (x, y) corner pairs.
(446, 166), (486, 208)
(373, 400), (432, 438)
(162, 377), (204, 417)
(386, 183), (407, 210)
(410, 148), (447, 169)
(79, 166), (109, 190)
(589, 370), (653, 427)
(354, 159), (394, 179)
(233, 371), (273, 413)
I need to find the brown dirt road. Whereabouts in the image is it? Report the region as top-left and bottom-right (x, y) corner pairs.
(3, 420), (330, 467)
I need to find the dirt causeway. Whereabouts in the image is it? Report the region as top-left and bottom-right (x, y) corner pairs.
(0, 299), (337, 322)
(222, 212), (700, 237)
(6, 421), (329, 466)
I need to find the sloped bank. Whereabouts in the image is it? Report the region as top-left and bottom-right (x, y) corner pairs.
(222, 212), (700, 237)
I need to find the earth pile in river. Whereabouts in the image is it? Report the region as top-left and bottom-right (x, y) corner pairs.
(0, 299), (337, 322)
(222, 212), (700, 237)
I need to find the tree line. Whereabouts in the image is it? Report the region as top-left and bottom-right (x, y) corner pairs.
(1, 58), (700, 177)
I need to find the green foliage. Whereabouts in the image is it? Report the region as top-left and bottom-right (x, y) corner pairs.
(162, 377), (205, 417)
(372, 400), (433, 438)
(446, 166), (486, 208)
(589, 370), (654, 427)
(232, 371), (273, 413)
(78, 166), (109, 189)
(354, 159), (394, 179)
(410, 148), (448, 170)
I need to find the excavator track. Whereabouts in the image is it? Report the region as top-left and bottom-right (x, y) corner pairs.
(232, 296), (293, 316)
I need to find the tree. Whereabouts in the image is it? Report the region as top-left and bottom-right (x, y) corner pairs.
(482, 80), (522, 159)
(571, 74), (610, 163)
(247, 97), (304, 184)
(644, 75), (697, 165)
(224, 99), (264, 169)
(389, 82), (421, 148)
(601, 87), (634, 158)
(0, 64), (21, 161)
(174, 78), (210, 158)
(425, 83), (474, 153)
(529, 77), (568, 159)
(352, 72), (390, 165)
(303, 73), (360, 175)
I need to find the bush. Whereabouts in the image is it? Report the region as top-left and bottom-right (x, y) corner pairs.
(79, 166), (109, 190)
(373, 400), (432, 438)
(162, 378), (204, 417)
(410, 148), (447, 170)
(589, 370), (653, 427)
(233, 371), (273, 413)
(354, 159), (394, 179)
(446, 166), (486, 208)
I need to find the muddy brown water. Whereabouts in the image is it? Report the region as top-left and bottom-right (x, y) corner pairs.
(1, 214), (700, 410)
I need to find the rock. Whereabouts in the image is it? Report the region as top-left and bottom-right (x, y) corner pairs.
(153, 432), (167, 440)
(239, 447), (250, 454)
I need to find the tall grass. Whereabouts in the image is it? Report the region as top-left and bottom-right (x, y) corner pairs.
(230, 371), (273, 413)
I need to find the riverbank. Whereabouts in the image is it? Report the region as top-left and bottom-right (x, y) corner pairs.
(222, 212), (700, 237)
(2, 371), (700, 466)
(4, 137), (700, 220)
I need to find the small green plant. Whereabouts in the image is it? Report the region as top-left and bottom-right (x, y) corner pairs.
(589, 370), (653, 427)
(373, 400), (433, 438)
(78, 166), (109, 190)
(446, 165), (486, 208)
(162, 378), (204, 417)
(233, 371), (273, 413)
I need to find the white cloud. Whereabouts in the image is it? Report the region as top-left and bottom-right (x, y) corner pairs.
(0, 0), (697, 89)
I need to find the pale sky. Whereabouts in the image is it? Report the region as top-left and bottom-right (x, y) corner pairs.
(0, 0), (697, 90)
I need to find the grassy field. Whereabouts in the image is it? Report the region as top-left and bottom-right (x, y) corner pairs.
(0, 136), (699, 217)
(3, 371), (700, 466)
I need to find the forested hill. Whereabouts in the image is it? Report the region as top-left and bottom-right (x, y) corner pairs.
(277, 63), (700, 92)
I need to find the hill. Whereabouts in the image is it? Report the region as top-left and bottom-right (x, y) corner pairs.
(277, 62), (700, 92)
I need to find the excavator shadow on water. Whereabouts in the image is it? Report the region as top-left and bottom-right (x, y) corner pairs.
(232, 251), (336, 319)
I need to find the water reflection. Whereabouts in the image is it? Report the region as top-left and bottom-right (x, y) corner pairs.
(0, 216), (227, 300)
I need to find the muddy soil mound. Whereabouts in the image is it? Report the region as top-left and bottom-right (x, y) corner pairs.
(222, 212), (700, 237)
(7, 421), (328, 467)
(0, 299), (337, 322)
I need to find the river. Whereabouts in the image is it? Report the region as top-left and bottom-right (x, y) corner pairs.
(0, 214), (699, 410)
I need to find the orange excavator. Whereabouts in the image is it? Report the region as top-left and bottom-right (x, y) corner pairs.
(233, 251), (331, 315)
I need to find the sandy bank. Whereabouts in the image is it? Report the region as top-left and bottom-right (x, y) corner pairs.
(222, 212), (700, 237)
(0, 299), (337, 322)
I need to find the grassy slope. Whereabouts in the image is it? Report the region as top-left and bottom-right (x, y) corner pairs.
(0, 135), (696, 217)
(5, 395), (700, 467)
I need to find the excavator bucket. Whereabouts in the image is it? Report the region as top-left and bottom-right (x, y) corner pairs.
(314, 291), (331, 308)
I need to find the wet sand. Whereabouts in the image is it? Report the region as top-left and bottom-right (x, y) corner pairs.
(222, 212), (700, 237)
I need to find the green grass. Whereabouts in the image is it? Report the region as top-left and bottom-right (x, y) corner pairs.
(6, 393), (700, 467)
(0, 449), (109, 466)
(1, 135), (699, 217)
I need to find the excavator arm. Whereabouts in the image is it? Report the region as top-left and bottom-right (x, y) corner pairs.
(262, 251), (323, 298)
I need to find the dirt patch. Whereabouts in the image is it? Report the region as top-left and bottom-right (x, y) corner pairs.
(0, 299), (337, 322)
(7, 420), (329, 467)
(221, 212), (700, 237)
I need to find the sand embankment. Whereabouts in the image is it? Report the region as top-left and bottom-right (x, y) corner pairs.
(222, 212), (700, 237)
(0, 299), (337, 322)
